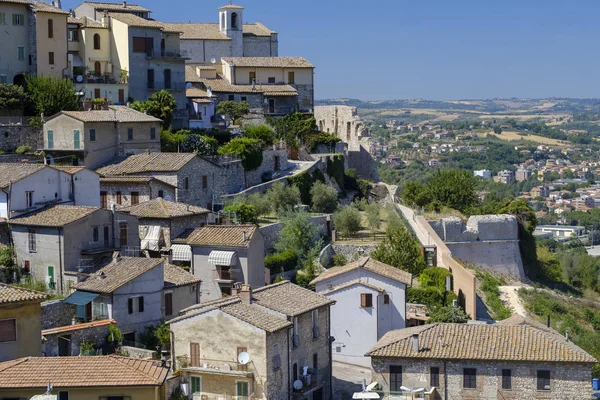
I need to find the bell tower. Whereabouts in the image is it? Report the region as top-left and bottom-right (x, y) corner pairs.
(218, 4), (244, 57)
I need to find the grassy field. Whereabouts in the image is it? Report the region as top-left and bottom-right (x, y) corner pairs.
(478, 130), (565, 146)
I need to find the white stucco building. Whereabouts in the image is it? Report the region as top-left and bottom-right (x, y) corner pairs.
(310, 257), (412, 367)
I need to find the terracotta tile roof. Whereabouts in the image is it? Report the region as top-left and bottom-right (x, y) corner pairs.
(83, 1), (151, 12)
(310, 257), (413, 286)
(218, 3), (244, 10)
(97, 152), (197, 175)
(164, 263), (200, 288)
(191, 76), (297, 95)
(108, 12), (164, 29)
(73, 257), (164, 294)
(42, 319), (116, 336)
(252, 280), (335, 317)
(121, 198), (209, 219)
(163, 23), (274, 40)
(49, 166), (90, 174)
(31, 1), (69, 14)
(99, 176), (176, 187)
(321, 280), (385, 296)
(9, 205), (100, 227)
(222, 57), (314, 68)
(0, 283), (49, 304)
(168, 296), (292, 333)
(59, 105), (162, 123)
(190, 98), (214, 104)
(185, 65), (204, 82)
(175, 225), (256, 248)
(67, 16), (82, 24)
(0, 0), (33, 4)
(366, 318), (597, 363)
(0, 163), (46, 189)
(81, 16), (106, 28)
(0, 356), (168, 388)
(186, 87), (210, 97)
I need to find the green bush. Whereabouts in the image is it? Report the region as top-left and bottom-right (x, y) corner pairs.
(15, 145), (31, 155)
(223, 202), (257, 224)
(246, 192), (272, 217)
(287, 170), (325, 205)
(332, 253), (348, 267)
(419, 267), (452, 291)
(268, 182), (301, 213)
(333, 206), (362, 237)
(310, 181), (338, 213)
(326, 154), (345, 188)
(407, 286), (456, 309)
(427, 305), (469, 323)
(243, 124), (276, 147)
(306, 131), (341, 151)
(479, 272), (511, 320)
(265, 250), (298, 272)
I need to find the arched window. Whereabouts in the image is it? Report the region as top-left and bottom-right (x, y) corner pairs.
(93, 33), (101, 50)
(94, 61), (101, 76)
(231, 12), (238, 29)
(220, 13), (225, 30)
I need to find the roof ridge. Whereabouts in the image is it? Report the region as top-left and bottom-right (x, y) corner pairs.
(252, 279), (290, 293)
(108, 355), (166, 383)
(0, 358), (29, 374)
(0, 282), (48, 297)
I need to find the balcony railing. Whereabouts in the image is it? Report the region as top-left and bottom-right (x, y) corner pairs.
(146, 49), (188, 59)
(293, 370), (318, 393)
(181, 357), (254, 377)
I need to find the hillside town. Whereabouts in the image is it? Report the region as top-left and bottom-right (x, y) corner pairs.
(0, 1), (599, 400)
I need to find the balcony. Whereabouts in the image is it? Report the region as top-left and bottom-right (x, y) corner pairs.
(180, 357), (254, 378)
(292, 370), (319, 394)
(81, 240), (116, 255)
(146, 49), (189, 59)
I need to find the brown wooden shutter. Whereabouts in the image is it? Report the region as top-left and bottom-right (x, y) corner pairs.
(190, 342), (200, 367)
(165, 292), (173, 316)
(128, 298), (133, 314)
(131, 192), (139, 205)
(0, 319), (17, 342)
(361, 293), (372, 308)
(138, 296), (144, 313)
(48, 19), (53, 38)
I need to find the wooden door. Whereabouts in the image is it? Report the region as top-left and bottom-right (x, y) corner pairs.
(118, 89), (124, 104)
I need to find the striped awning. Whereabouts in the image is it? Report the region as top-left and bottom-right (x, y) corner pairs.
(208, 250), (237, 266)
(171, 244), (192, 262)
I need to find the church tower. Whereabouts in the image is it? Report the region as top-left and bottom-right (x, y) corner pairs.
(219, 4), (244, 57)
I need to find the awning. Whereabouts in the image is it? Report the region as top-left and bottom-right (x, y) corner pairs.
(64, 290), (99, 305)
(171, 244), (192, 262)
(71, 53), (84, 67)
(141, 225), (162, 251)
(208, 250), (238, 266)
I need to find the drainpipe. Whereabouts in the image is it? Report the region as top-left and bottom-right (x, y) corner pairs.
(70, 173), (75, 204)
(111, 204), (116, 249)
(7, 183), (12, 220)
(169, 329), (176, 367)
(328, 306), (333, 400)
(443, 360), (448, 400)
(57, 227), (64, 293)
(287, 325), (291, 399)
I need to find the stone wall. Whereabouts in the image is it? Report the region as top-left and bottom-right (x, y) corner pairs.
(260, 214), (330, 251)
(44, 322), (113, 356)
(120, 345), (157, 359)
(330, 244), (377, 262)
(371, 357), (593, 400)
(245, 148), (289, 188)
(314, 105), (369, 146)
(429, 215), (525, 280)
(41, 300), (77, 330)
(348, 141), (380, 182)
(0, 123), (42, 152)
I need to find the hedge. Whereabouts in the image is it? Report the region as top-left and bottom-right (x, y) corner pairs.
(265, 250), (298, 272)
(407, 286), (457, 309)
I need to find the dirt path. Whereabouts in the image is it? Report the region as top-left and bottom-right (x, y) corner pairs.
(499, 285), (529, 316)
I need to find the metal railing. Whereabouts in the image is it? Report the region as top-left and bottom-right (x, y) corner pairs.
(0, 116), (30, 126)
(146, 49), (187, 58)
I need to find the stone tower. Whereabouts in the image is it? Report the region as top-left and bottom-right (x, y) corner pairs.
(219, 4), (244, 57)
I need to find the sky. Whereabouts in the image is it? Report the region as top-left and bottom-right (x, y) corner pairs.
(62, 0), (600, 100)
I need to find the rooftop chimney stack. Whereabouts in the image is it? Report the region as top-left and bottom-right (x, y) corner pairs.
(102, 10), (110, 28)
(412, 334), (419, 353)
(242, 232), (246, 242)
(239, 284), (252, 304)
(123, 0), (127, 7)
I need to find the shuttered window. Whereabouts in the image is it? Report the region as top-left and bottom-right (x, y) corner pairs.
(463, 368), (477, 389)
(360, 293), (372, 308)
(131, 192), (139, 205)
(119, 223), (128, 246)
(190, 342), (200, 367)
(164, 292), (173, 316)
(191, 376), (201, 394)
(0, 319), (16, 342)
(73, 130), (80, 149)
(47, 130), (54, 149)
(537, 370), (551, 391)
(48, 18), (53, 38)
(128, 296), (144, 314)
(389, 365), (402, 392)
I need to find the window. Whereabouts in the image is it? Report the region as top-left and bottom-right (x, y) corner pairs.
(190, 342), (200, 367)
(127, 128), (133, 141)
(249, 71), (256, 84)
(231, 12), (238, 29)
(272, 344), (281, 370)
(150, 127), (156, 140)
(0, 319), (16, 342)
(157, 190), (164, 198)
(537, 370), (551, 391)
(17, 46), (24, 60)
(384, 294), (390, 304)
(116, 191), (122, 205)
(313, 353), (318, 370)
(184, 177), (189, 190)
(164, 292), (173, 316)
(89, 128), (96, 142)
(202, 175), (208, 189)
(26, 191), (34, 208)
(47, 266), (54, 289)
(228, 94), (235, 101)
(48, 18), (53, 38)
(68, 29), (78, 41)
(93, 33), (100, 49)
(24, 260), (30, 273)
(49, 51), (54, 65)
(13, 14), (24, 26)
(430, 367), (440, 387)
(360, 293), (373, 308)
(119, 222), (128, 246)
(132, 36), (153, 53)
(147, 69), (154, 89)
(292, 316), (299, 347)
(501, 369), (512, 390)
(103, 225), (109, 247)
(164, 69), (171, 89)
(389, 366), (402, 393)
(463, 368), (477, 389)
(0, 13), (6, 25)
(28, 228), (36, 252)
(236, 381), (248, 400)
(94, 88), (101, 99)
(312, 309), (319, 339)
(92, 226), (99, 242)
(128, 296), (144, 314)
(131, 191), (139, 205)
(73, 130), (80, 149)
(58, 391), (68, 400)
(241, 96), (247, 102)
(268, 77), (275, 84)
(288, 71), (295, 84)
(100, 191), (107, 208)
(191, 376), (201, 394)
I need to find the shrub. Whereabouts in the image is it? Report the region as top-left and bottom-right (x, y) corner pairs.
(218, 137), (263, 171)
(326, 154), (345, 188)
(182, 134), (218, 156)
(15, 145), (31, 155)
(265, 250), (298, 272)
(305, 131), (341, 151)
(243, 124), (276, 147)
(287, 169), (325, 205)
(333, 206), (362, 237)
(274, 211), (319, 263)
(223, 202), (257, 224)
(332, 253), (348, 267)
(427, 305), (469, 323)
(79, 340), (95, 356)
(407, 286), (446, 308)
(371, 224), (426, 276)
(419, 267), (452, 291)
(107, 324), (122, 344)
(479, 273), (511, 320)
(310, 181), (338, 213)
(268, 182), (301, 213)
(246, 192), (272, 217)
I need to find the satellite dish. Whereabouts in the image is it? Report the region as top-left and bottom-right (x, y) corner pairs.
(237, 351), (250, 365)
(210, 57), (216, 64)
(185, 82), (193, 89)
(293, 380), (303, 390)
(76, 75), (83, 83)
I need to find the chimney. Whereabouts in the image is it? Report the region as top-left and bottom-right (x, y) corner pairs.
(242, 231), (247, 242)
(412, 334), (419, 353)
(565, 331), (569, 341)
(71, 316), (77, 325)
(102, 11), (110, 28)
(112, 251), (121, 264)
(122, 0), (127, 7)
(239, 284), (252, 304)
(52, 0), (62, 9)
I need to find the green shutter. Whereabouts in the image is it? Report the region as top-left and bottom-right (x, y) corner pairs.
(191, 376), (201, 394)
(73, 130), (80, 149)
(47, 130), (54, 149)
(47, 266), (54, 287)
(237, 381), (249, 398)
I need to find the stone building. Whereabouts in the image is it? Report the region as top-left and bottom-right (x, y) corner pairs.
(168, 281), (335, 400)
(42, 318), (116, 356)
(366, 316), (596, 399)
(99, 176), (177, 209)
(43, 106), (162, 169)
(163, 3), (278, 63)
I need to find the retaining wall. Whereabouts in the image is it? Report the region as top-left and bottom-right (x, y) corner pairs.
(260, 214), (330, 251)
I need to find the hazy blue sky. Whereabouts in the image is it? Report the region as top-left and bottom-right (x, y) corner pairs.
(63, 0), (600, 100)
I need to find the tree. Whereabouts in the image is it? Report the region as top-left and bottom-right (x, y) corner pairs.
(493, 126), (503, 134)
(295, 239), (324, 287)
(402, 182), (432, 208)
(243, 124), (276, 147)
(218, 137), (263, 171)
(274, 211), (319, 264)
(216, 101), (249, 124)
(223, 202), (257, 224)
(160, 128), (187, 152)
(268, 182), (301, 213)
(426, 169), (478, 212)
(427, 305), (469, 323)
(333, 206), (362, 237)
(148, 90), (176, 127)
(372, 224), (426, 276)
(246, 192), (272, 218)
(182, 133), (218, 156)
(365, 203), (381, 238)
(268, 112), (315, 147)
(0, 84), (28, 115)
(25, 75), (78, 116)
(310, 181), (338, 213)
(499, 199), (537, 234)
